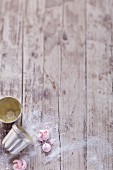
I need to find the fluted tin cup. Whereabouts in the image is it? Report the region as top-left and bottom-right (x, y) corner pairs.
(0, 97), (21, 123)
(2, 124), (33, 155)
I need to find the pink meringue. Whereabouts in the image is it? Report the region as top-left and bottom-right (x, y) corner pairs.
(42, 143), (51, 153)
(13, 159), (27, 170)
(37, 129), (50, 141)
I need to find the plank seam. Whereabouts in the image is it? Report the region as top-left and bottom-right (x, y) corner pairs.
(21, 11), (24, 126)
(84, 0), (88, 169)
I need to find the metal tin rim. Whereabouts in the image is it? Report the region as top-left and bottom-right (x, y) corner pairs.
(0, 96), (21, 123)
(12, 124), (33, 143)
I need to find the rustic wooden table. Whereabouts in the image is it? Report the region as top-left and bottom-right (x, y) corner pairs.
(0, 0), (113, 169)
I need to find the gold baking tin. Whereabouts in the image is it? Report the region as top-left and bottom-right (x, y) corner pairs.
(0, 97), (21, 123)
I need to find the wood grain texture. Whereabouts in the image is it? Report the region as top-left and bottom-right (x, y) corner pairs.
(22, 0), (44, 169)
(42, 0), (63, 169)
(59, 0), (87, 169)
(0, 0), (22, 142)
(0, 0), (113, 169)
(0, 0), (23, 169)
(87, 0), (113, 169)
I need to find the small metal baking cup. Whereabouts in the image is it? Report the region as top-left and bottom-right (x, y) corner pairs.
(2, 124), (33, 155)
(0, 97), (21, 123)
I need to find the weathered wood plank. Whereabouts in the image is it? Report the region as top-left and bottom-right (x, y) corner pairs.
(22, 0), (45, 169)
(87, 0), (113, 169)
(42, 0), (63, 169)
(59, 0), (86, 169)
(0, 0), (23, 169)
(22, 0), (63, 169)
(0, 0), (113, 169)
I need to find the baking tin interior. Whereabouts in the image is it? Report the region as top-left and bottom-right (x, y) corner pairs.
(0, 97), (21, 123)
(15, 124), (33, 142)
